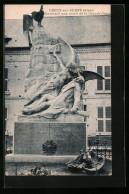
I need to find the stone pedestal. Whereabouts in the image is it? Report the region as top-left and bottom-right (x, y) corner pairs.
(12, 21), (87, 161)
(14, 122), (86, 155)
(17, 112), (86, 123)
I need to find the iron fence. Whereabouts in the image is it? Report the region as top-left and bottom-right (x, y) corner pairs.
(88, 138), (112, 158)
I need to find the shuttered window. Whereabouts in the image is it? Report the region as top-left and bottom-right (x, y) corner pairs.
(97, 66), (103, 90)
(97, 66), (102, 76)
(97, 106), (111, 133)
(4, 68), (8, 92)
(105, 79), (110, 90)
(105, 107), (111, 118)
(4, 80), (8, 91)
(84, 105), (87, 111)
(5, 107), (7, 119)
(106, 120), (111, 132)
(4, 107), (7, 131)
(98, 120), (103, 132)
(97, 80), (103, 90)
(4, 68), (8, 79)
(4, 120), (6, 131)
(105, 66), (111, 90)
(81, 66), (86, 90)
(105, 66), (110, 77)
(84, 105), (87, 122)
(98, 107), (103, 118)
(97, 66), (111, 91)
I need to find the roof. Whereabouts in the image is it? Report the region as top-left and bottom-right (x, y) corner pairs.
(5, 15), (111, 47)
(43, 15), (111, 45)
(5, 19), (29, 47)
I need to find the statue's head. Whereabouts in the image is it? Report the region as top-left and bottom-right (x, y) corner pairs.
(66, 62), (80, 75)
(66, 61), (75, 68)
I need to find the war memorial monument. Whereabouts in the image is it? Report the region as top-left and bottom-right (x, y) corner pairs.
(5, 5), (105, 174)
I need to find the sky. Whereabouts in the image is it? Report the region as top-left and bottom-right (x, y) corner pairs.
(4, 4), (111, 19)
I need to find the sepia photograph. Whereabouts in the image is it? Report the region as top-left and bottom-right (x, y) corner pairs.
(4, 4), (112, 177)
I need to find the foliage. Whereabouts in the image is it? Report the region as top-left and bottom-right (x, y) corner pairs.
(19, 166), (49, 176)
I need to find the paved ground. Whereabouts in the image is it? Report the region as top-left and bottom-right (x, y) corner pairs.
(5, 159), (112, 176)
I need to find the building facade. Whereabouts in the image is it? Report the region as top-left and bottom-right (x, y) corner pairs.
(4, 15), (111, 150)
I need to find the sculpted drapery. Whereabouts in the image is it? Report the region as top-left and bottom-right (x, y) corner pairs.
(22, 52), (85, 118)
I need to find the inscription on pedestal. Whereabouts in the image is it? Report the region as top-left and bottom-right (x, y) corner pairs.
(14, 122), (86, 155)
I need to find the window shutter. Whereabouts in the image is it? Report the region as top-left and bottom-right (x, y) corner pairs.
(4, 120), (6, 131)
(105, 107), (111, 118)
(97, 66), (102, 76)
(106, 120), (111, 132)
(4, 68), (8, 79)
(80, 66), (85, 90)
(4, 80), (7, 91)
(84, 105), (87, 111)
(5, 108), (7, 119)
(97, 80), (103, 90)
(105, 79), (110, 90)
(97, 66), (103, 90)
(105, 66), (110, 77)
(4, 68), (8, 91)
(98, 120), (103, 132)
(4, 108), (7, 131)
(98, 107), (103, 118)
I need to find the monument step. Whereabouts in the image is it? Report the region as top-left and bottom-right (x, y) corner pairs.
(5, 154), (77, 163)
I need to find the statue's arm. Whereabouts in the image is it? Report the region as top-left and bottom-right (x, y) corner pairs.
(52, 53), (65, 71)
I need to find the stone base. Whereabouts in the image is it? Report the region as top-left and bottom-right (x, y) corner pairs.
(17, 113), (86, 123)
(5, 154), (112, 163)
(14, 122), (86, 155)
(5, 154), (76, 164)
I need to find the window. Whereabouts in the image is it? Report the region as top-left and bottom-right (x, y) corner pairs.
(84, 105), (87, 122)
(84, 105), (87, 111)
(4, 107), (7, 131)
(97, 66), (111, 91)
(4, 68), (8, 92)
(97, 106), (111, 132)
(80, 66), (86, 90)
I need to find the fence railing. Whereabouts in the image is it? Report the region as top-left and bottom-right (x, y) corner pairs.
(5, 135), (13, 155)
(88, 138), (112, 158)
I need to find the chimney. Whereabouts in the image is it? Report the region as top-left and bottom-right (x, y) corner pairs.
(23, 15), (33, 33)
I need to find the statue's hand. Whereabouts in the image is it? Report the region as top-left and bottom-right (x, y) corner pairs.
(63, 108), (69, 114)
(74, 76), (84, 84)
(69, 107), (78, 114)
